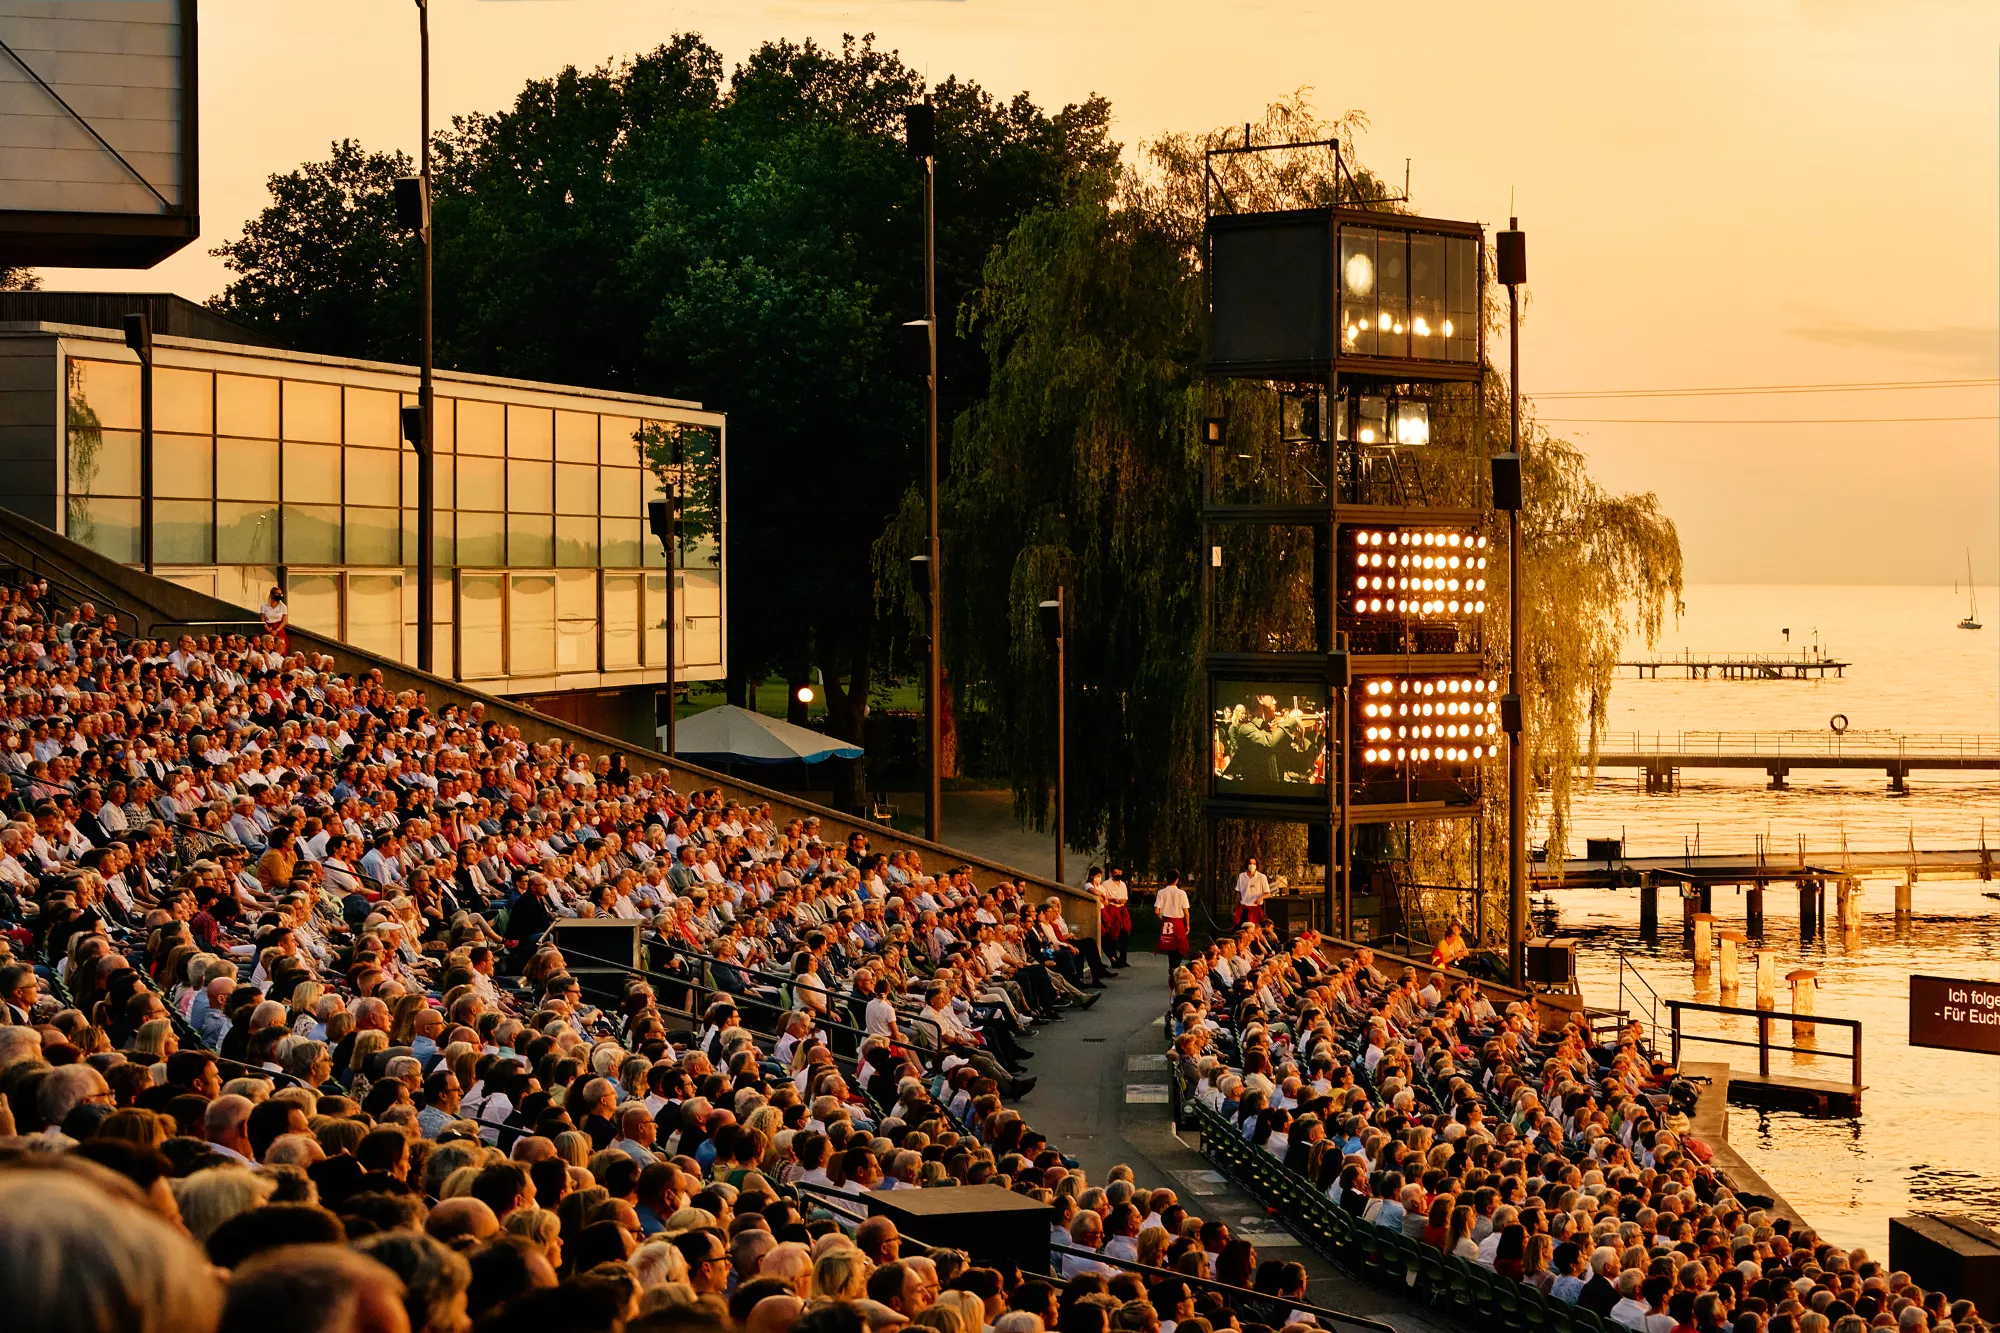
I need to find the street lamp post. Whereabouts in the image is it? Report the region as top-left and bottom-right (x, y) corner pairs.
(648, 476), (680, 760)
(392, 2), (437, 673)
(121, 313), (153, 575)
(904, 98), (941, 843)
(1497, 216), (1528, 986)
(1038, 588), (1065, 884)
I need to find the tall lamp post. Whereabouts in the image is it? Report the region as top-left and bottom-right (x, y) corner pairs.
(1495, 216), (1528, 986)
(1038, 588), (1065, 884)
(121, 312), (153, 575)
(393, 0), (437, 674)
(904, 97), (941, 843)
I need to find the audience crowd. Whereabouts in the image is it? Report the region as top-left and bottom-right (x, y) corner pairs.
(1169, 928), (1990, 1333)
(0, 572), (1984, 1333)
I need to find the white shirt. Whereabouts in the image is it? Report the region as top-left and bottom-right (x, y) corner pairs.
(1155, 884), (1190, 919)
(1236, 870), (1270, 906)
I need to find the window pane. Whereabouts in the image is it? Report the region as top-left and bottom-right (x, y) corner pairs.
(680, 566), (720, 618)
(556, 515), (598, 568)
(69, 428), (140, 498)
(645, 572), (670, 667)
(345, 447), (400, 504)
(283, 380), (342, 442)
(217, 375), (279, 438)
(457, 399), (503, 456)
(217, 502), (278, 564)
(601, 518), (643, 568)
(420, 396), (454, 454)
(555, 411), (597, 463)
(507, 405), (553, 459)
(508, 514), (553, 567)
(283, 442), (341, 502)
(556, 570), (596, 673)
(288, 573), (341, 637)
(347, 573), (402, 658)
(1410, 233), (1447, 359)
(1339, 227), (1378, 358)
(155, 368), (212, 434)
(509, 573), (556, 675)
(345, 388), (399, 448)
(684, 614), (721, 671)
(429, 511), (454, 568)
(457, 512), (504, 567)
(1376, 230), (1409, 359)
(71, 358), (141, 431)
(283, 504), (342, 564)
(153, 500), (213, 564)
(156, 435), (213, 498)
(217, 438), (279, 501)
(459, 574), (504, 677)
(345, 507), (400, 566)
(601, 468), (639, 519)
(602, 574), (640, 668)
(556, 568), (596, 620)
(555, 463), (595, 515)
(601, 417), (643, 467)
(1446, 236), (1478, 363)
(457, 456), (503, 511)
(508, 460), (553, 513)
(67, 497), (140, 563)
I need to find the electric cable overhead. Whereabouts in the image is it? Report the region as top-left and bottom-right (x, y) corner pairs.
(1542, 414), (1999, 425)
(1536, 376), (1997, 400)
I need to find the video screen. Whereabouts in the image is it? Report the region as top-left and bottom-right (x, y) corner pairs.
(1212, 680), (1328, 799)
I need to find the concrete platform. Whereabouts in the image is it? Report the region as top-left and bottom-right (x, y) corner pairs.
(1681, 1061), (1810, 1229)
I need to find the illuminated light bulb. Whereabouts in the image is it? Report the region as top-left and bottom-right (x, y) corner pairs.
(1413, 317), (1430, 336)
(1476, 579), (1486, 591)
(1345, 250), (1376, 297)
(1366, 680), (1380, 695)
(1477, 536), (1488, 549)
(1473, 745), (1483, 759)
(1443, 319), (1455, 337)
(1363, 748), (1375, 763)
(1393, 321), (1404, 334)
(1449, 556), (1461, 569)
(1450, 534), (1461, 547)
(1478, 557), (1488, 569)
(1423, 682), (1436, 695)
(1397, 747), (1407, 760)
(1358, 428), (1375, 443)
(1370, 598), (1382, 612)
(1397, 725), (1407, 737)
(1378, 312), (1390, 331)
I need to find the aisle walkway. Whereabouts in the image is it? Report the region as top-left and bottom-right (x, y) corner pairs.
(1028, 953), (1454, 1333)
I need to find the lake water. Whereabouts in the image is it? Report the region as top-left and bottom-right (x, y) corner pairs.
(1542, 584), (2000, 1255)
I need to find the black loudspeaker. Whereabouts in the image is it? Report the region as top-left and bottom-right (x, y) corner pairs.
(903, 102), (935, 158)
(1328, 650), (1350, 690)
(1523, 938), (1575, 987)
(1307, 822), (1330, 866)
(401, 405), (425, 451)
(864, 1184), (1052, 1276)
(1500, 694), (1523, 737)
(393, 175), (429, 232)
(1890, 1216), (2000, 1320)
(1492, 452), (1523, 512)
(1497, 227), (1527, 287)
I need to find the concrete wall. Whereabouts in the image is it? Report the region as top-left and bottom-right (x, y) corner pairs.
(0, 505), (1102, 937)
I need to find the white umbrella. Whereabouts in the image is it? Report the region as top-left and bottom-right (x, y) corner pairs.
(664, 704), (863, 765)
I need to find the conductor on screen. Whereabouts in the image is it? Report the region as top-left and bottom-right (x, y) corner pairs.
(1215, 694), (1320, 788)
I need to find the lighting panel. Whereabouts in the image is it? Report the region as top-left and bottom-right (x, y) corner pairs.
(1353, 674), (1501, 768)
(1340, 526), (1491, 621)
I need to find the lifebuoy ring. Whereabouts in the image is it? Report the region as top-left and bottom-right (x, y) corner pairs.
(1829, 714), (1849, 734)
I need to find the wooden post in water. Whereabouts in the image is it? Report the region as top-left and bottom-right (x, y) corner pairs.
(1798, 879), (1819, 941)
(1787, 968), (1817, 1041)
(1746, 885), (1765, 936)
(1692, 914), (1715, 973)
(1754, 948), (1777, 1010)
(1640, 875), (1659, 938)
(1837, 876), (1862, 938)
(1718, 929), (1745, 996)
(1895, 869), (1914, 918)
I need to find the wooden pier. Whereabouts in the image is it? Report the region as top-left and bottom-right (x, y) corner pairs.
(1594, 731), (2000, 792)
(1621, 651), (1849, 680)
(1535, 844), (1996, 890)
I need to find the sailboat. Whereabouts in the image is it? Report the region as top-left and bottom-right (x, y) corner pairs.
(1959, 551), (1982, 630)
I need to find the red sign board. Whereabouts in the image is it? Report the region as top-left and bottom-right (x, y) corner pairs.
(1909, 975), (2000, 1056)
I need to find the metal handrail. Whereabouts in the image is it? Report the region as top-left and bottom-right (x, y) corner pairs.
(1615, 953), (1663, 1050)
(638, 935), (953, 1051)
(1594, 731), (2000, 759)
(1664, 998), (1862, 1085)
(1046, 1243), (1395, 1333)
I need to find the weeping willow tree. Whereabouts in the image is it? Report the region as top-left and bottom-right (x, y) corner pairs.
(878, 95), (1681, 901)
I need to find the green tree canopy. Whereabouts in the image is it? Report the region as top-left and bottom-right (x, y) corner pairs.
(211, 33), (1115, 799)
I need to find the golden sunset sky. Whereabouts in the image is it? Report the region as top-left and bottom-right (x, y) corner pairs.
(37, 0), (2000, 584)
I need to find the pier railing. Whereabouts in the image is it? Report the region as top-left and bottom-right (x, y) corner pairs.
(1596, 731), (2000, 759)
(1665, 997), (1862, 1085)
(1616, 953), (1666, 1049)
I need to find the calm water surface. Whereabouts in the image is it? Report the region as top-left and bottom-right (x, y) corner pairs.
(1541, 585), (2000, 1254)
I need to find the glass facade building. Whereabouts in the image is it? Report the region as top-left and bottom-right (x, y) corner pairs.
(0, 307), (724, 719)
